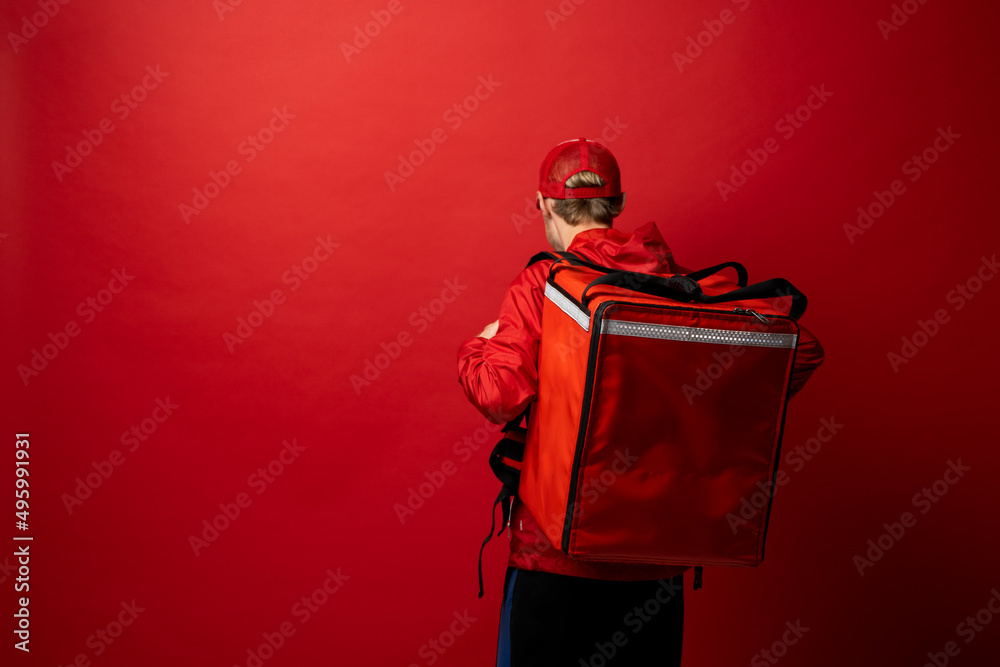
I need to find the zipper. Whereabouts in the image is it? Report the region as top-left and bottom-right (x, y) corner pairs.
(561, 299), (610, 553)
(549, 277), (788, 326)
(733, 307), (770, 323)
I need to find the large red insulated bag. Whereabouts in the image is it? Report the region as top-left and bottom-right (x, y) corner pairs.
(516, 252), (807, 568)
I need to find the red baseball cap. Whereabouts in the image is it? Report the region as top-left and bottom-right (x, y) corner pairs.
(538, 137), (623, 199)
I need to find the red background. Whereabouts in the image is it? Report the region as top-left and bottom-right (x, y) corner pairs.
(3, 0), (999, 665)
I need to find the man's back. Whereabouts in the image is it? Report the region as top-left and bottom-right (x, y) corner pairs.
(457, 137), (824, 667)
(458, 220), (824, 583)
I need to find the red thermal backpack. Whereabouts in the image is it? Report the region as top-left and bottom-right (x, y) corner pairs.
(477, 251), (807, 597)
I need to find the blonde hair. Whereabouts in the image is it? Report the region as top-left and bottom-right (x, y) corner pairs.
(551, 171), (625, 225)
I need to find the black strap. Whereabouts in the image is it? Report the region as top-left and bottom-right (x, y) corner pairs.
(694, 566), (703, 590)
(526, 251), (559, 267)
(526, 250), (617, 276)
(477, 485), (512, 599)
(581, 270), (703, 307)
(531, 252), (750, 292)
(684, 261), (748, 287)
(700, 278), (808, 320)
(477, 408), (529, 598)
(580, 270), (807, 320)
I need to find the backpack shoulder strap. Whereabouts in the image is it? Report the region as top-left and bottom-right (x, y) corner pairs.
(477, 408), (529, 598)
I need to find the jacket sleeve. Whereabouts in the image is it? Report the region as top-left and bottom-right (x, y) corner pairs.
(457, 263), (549, 424)
(788, 321), (824, 398)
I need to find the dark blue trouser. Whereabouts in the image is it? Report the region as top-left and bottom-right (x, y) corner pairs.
(497, 567), (685, 667)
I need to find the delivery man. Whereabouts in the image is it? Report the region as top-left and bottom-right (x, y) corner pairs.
(457, 138), (825, 667)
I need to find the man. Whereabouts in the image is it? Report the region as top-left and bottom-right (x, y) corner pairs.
(457, 138), (825, 666)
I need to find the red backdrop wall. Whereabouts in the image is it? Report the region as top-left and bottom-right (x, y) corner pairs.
(3, 1), (999, 665)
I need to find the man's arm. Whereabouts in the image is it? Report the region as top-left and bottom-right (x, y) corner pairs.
(457, 264), (549, 424)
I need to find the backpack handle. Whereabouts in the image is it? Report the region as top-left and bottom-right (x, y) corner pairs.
(530, 253), (749, 289)
(700, 278), (808, 320)
(684, 261), (749, 287)
(581, 270), (704, 307)
(581, 271), (808, 320)
(528, 252), (805, 318)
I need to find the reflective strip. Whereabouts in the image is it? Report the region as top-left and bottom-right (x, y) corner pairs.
(601, 319), (797, 348)
(544, 282), (590, 331)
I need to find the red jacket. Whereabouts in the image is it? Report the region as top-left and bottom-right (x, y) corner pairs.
(458, 221), (825, 580)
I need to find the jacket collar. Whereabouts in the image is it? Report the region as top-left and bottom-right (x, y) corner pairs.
(566, 221), (678, 274)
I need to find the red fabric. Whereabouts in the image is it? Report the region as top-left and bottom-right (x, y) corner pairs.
(457, 221), (825, 580)
(538, 138), (623, 199)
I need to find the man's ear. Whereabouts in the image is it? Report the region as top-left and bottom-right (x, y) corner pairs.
(537, 192), (555, 219)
